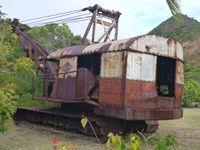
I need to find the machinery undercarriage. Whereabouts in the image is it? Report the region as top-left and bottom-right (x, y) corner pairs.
(14, 104), (158, 142)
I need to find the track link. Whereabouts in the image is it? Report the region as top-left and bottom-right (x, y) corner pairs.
(14, 107), (158, 142)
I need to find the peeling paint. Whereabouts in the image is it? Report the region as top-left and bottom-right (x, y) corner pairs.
(126, 52), (157, 81)
(100, 52), (124, 78)
(58, 57), (77, 78)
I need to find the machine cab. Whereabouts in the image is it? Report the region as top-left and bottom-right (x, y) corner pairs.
(35, 35), (184, 121)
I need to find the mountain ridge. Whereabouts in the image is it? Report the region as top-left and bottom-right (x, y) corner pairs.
(149, 15), (200, 82)
(149, 15), (200, 43)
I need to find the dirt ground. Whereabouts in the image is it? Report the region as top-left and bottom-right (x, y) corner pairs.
(0, 108), (200, 150)
(0, 121), (105, 150)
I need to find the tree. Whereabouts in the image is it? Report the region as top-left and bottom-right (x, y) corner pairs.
(182, 79), (200, 107)
(27, 23), (82, 52)
(0, 18), (35, 132)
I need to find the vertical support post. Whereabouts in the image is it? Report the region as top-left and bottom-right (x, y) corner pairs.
(92, 5), (99, 43)
(92, 8), (98, 42)
(115, 19), (119, 40)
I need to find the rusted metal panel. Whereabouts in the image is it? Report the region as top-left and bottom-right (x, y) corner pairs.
(58, 57), (77, 78)
(99, 78), (123, 107)
(50, 79), (57, 98)
(129, 35), (183, 60)
(125, 80), (157, 101)
(48, 45), (87, 59)
(48, 35), (183, 61)
(107, 38), (129, 51)
(174, 97), (182, 108)
(125, 99), (157, 109)
(95, 105), (182, 120)
(100, 52), (124, 78)
(126, 52), (156, 81)
(56, 78), (76, 100)
(176, 61), (184, 84)
(76, 69), (95, 99)
(125, 108), (183, 120)
(175, 84), (184, 99)
(95, 106), (126, 119)
(82, 41), (109, 54)
(124, 97), (178, 109)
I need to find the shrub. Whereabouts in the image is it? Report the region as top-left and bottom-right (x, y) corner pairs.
(106, 132), (177, 150)
(182, 79), (200, 107)
(0, 84), (17, 132)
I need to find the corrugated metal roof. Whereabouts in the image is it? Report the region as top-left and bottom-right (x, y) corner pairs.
(48, 35), (183, 60)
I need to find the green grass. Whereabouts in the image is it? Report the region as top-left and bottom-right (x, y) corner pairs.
(17, 93), (57, 108)
(155, 108), (200, 150)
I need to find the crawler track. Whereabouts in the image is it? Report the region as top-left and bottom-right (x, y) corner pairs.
(14, 107), (158, 142)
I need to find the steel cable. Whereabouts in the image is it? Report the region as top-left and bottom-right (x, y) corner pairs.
(21, 9), (82, 22)
(26, 13), (91, 25)
(30, 18), (91, 27)
(28, 15), (91, 27)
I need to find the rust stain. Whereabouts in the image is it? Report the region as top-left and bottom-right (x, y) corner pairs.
(125, 80), (157, 101)
(95, 104), (182, 120)
(99, 78), (123, 107)
(145, 45), (151, 52)
(125, 107), (183, 120)
(176, 61), (184, 84)
(175, 84), (184, 99)
(76, 69), (95, 99)
(124, 97), (178, 109)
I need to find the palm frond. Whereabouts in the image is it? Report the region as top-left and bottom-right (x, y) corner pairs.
(166, 0), (182, 17)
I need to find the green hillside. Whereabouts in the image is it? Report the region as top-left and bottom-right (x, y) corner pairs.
(149, 15), (200, 43)
(149, 15), (200, 81)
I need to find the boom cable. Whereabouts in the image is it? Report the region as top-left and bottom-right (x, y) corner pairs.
(26, 13), (91, 25)
(28, 16), (92, 27)
(20, 8), (93, 27)
(21, 9), (82, 22)
(24, 11), (87, 24)
(31, 18), (91, 27)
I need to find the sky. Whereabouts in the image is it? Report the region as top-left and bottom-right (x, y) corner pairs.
(1, 0), (200, 39)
